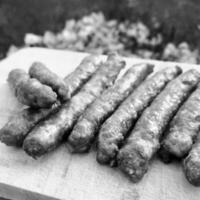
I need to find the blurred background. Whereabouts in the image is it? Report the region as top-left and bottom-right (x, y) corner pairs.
(1, 0), (200, 63)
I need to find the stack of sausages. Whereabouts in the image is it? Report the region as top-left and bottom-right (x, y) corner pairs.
(1, 53), (200, 187)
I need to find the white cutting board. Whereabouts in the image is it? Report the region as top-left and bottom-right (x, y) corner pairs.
(0, 47), (199, 200)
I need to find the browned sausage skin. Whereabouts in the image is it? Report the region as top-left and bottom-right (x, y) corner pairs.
(118, 69), (200, 182)
(23, 53), (125, 158)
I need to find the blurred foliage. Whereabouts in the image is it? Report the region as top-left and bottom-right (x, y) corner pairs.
(0, 0), (200, 56)
(8, 12), (198, 64)
(0, 0), (109, 54)
(21, 13), (163, 57)
(116, 0), (200, 45)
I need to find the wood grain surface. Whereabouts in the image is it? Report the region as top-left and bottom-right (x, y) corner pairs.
(0, 48), (200, 200)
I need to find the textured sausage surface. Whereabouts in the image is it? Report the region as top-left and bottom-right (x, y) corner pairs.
(63, 55), (103, 99)
(0, 103), (60, 147)
(183, 134), (200, 186)
(117, 69), (200, 182)
(29, 62), (69, 101)
(23, 53), (125, 158)
(67, 63), (154, 153)
(160, 85), (200, 162)
(29, 55), (102, 101)
(8, 68), (57, 108)
(97, 66), (182, 166)
(0, 55), (102, 147)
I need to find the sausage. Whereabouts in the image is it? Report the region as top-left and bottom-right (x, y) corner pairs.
(183, 134), (200, 186)
(0, 103), (60, 147)
(23, 53), (125, 158)
(29, 62), (69, 101)
(63, 54), (103, 98)
(29, 55), (102, 101)
(160, 84), (200, 163)
(117, 69), (200, 182)
(8, 69), (57, 108)
(0, 55), (102, 147)
(67, 63), (154, 153)
(97, 66), (182, 166)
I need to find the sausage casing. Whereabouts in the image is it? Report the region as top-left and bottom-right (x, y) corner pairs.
(118, 69), (200, 182)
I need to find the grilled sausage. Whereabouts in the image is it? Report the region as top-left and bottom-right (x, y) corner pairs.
(8, 69), (57, 108)
(160, 84), (200, 163)
(97, 66), (182, 166)
(0, 55), (102, 147)
(117, 69), (200, 182)
(23, 53), (125, 158)
(67, 63), (154, 153)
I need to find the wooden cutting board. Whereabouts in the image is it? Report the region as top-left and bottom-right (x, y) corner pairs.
(0, 48), (200, 200)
